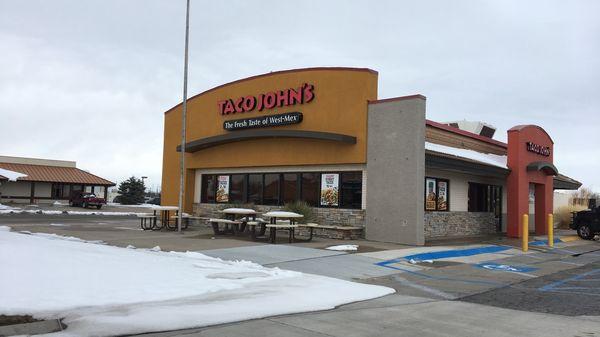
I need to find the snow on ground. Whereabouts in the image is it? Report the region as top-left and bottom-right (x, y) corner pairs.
(107, 202), (160, 208)
(0, 209), (147, 216)
(0, 167), (28, 181)
(326, 244), (359, 251)
(425, 142), (507, 168)
(0, 203), (17, 210)
(0, 230), (393, 337)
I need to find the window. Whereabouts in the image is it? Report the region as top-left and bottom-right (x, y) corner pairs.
(229, 174), (246, 203)
(200, 171), (363, 209)
(424, 177), (450, 211)
(282, 173), (298, 204)
(468, 182), (502, 215)
(301, 173), (319, 206)
(201, 175), (216, 203)
(263, 174), (280, 205)
(247, 174), (263, 204)
(340, 172), (362, 209)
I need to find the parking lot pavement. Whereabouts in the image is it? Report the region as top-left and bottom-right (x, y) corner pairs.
(200, 245), (346, 265)
(136, 295), (600, 337)
(463, 261), (600, 316)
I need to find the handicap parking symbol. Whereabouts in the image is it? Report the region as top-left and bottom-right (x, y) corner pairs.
(476, 263), (537, 273)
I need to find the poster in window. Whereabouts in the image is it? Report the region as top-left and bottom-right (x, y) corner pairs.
(320, 173), (339, 206)
(216, 175), (230, 203)
(425, 178), (437, 211)
(437, 181), (448, 211)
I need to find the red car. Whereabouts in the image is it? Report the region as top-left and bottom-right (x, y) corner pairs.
(69, 191), (106, 209)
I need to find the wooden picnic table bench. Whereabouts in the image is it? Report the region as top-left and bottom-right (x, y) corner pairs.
(207, 218), (242, 235)
(137, 214), (156, 231)
(265, 224), (298, 243)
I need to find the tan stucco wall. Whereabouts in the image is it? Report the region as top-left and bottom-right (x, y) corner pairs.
(162, 68), (378, 210)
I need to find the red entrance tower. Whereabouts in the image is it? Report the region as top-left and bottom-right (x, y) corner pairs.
(506, 125), (558, 237)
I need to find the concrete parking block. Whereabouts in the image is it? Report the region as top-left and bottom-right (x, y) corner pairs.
(200, 244), (346, 265)
(267, 254), (402, 280)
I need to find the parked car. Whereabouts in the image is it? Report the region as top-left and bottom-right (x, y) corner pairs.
(570, 199), (599, 240)
(147, 197), (160, 205)
(69, 191), (107, 209)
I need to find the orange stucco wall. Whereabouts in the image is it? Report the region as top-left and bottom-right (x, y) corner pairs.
(161, 68), (378, 209)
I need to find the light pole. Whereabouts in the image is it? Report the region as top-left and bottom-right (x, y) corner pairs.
(177, 0), (191, 233)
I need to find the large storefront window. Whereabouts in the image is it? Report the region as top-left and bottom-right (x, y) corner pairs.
(282, 173), (298, 204)
(263, 174), (280, 205)
(424, 177), (450, 211)
(301, 173), (319, 206)
(229, 174), (246, 203)
(200, 175), (216, 203)
(340, 172), (362, 209)
(468, 182), (502, 215)
(200, 171), (363, 209)
(247, 174), (262, 204)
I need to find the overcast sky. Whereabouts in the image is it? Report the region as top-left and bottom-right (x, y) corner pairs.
(1, 0), (598, 192)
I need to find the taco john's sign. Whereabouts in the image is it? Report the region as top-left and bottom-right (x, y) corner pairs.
(218, 83), (315, 115)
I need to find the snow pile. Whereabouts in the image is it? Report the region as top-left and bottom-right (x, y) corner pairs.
(107, 203), (159, 208)
(53, 201), (68, 206)
(0, 231), (393, 336)
(0, 209), (148, 216)
(326, 244), (359, 251)
(0, 167), (27, 181)
(425, 142), (507, 168)
(0, 203), (17, 210)
(0, 225), (10, 231)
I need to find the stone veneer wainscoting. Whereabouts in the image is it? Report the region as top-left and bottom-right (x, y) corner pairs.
(424, 211), (499, 239)
(193, 203), (366, 239)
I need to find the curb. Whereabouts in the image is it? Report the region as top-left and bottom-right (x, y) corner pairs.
(0, 319), (63, 336)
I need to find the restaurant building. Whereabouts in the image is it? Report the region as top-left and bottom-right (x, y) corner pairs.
(161, 67), (581, 245)
(0, 156), (115, 204)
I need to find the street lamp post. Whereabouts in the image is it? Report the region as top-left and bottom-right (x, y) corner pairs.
(177, 0), (191, 233)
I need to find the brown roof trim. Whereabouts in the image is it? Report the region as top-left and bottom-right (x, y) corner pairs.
(177, 130), (357, 153)
(164, 67), (379, 115)
(368, 94), (427, 104)
(426, 119), (508, 149)
(508, 124), (554, 144)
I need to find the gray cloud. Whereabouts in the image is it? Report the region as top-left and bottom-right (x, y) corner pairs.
(1, 0), (598, 191)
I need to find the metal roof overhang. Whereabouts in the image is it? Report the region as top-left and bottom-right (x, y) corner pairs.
(425, 151), (510, 178)
(553, 174), (582, 190)
(527, 161), (559, 176)
(177, 130), (357, 153)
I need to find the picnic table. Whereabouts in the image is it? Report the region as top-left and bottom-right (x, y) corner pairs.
(138, 206), (179, 231)
(210, 208), (258, 235)
(263, 211), (303, 243)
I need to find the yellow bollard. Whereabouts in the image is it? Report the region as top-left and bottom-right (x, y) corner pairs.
(548, 213), (554, 248)
(522, 214), (529, 252)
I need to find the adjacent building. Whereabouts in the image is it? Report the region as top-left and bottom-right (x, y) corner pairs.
(0, 156), (115, 204)
(161, 67), (581, 245)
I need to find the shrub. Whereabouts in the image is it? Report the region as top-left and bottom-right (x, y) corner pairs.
(554, 205), (588, 229)
(283, 200), (315, 222)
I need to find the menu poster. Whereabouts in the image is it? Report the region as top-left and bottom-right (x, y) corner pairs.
(425, 178), (437, 211)
(216, 175), (230, 203)
(320, 173), (339, 206)
(437, 181), (448, 211)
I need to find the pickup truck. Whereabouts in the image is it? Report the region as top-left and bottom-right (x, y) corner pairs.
(69, 191), (106, 209)
(570, 199), (599, 240)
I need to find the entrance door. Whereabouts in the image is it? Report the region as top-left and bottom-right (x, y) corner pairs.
(468, 182), (503, 231)
(528, 184), (535, 231)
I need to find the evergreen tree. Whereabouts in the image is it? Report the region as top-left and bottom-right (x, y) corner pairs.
(117, 176), (146, 205)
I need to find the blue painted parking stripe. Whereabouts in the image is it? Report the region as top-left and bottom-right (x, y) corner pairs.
(530, 238), (562, 246)
(402, 245), (511, 261)
(539, 269), (600, 292)
(375, 261), (504, 286)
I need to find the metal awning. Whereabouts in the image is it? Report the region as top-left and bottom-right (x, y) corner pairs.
(177, 130), (357, 153)
(527, 161), (559, 176)
(425, 151), (510, 178)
